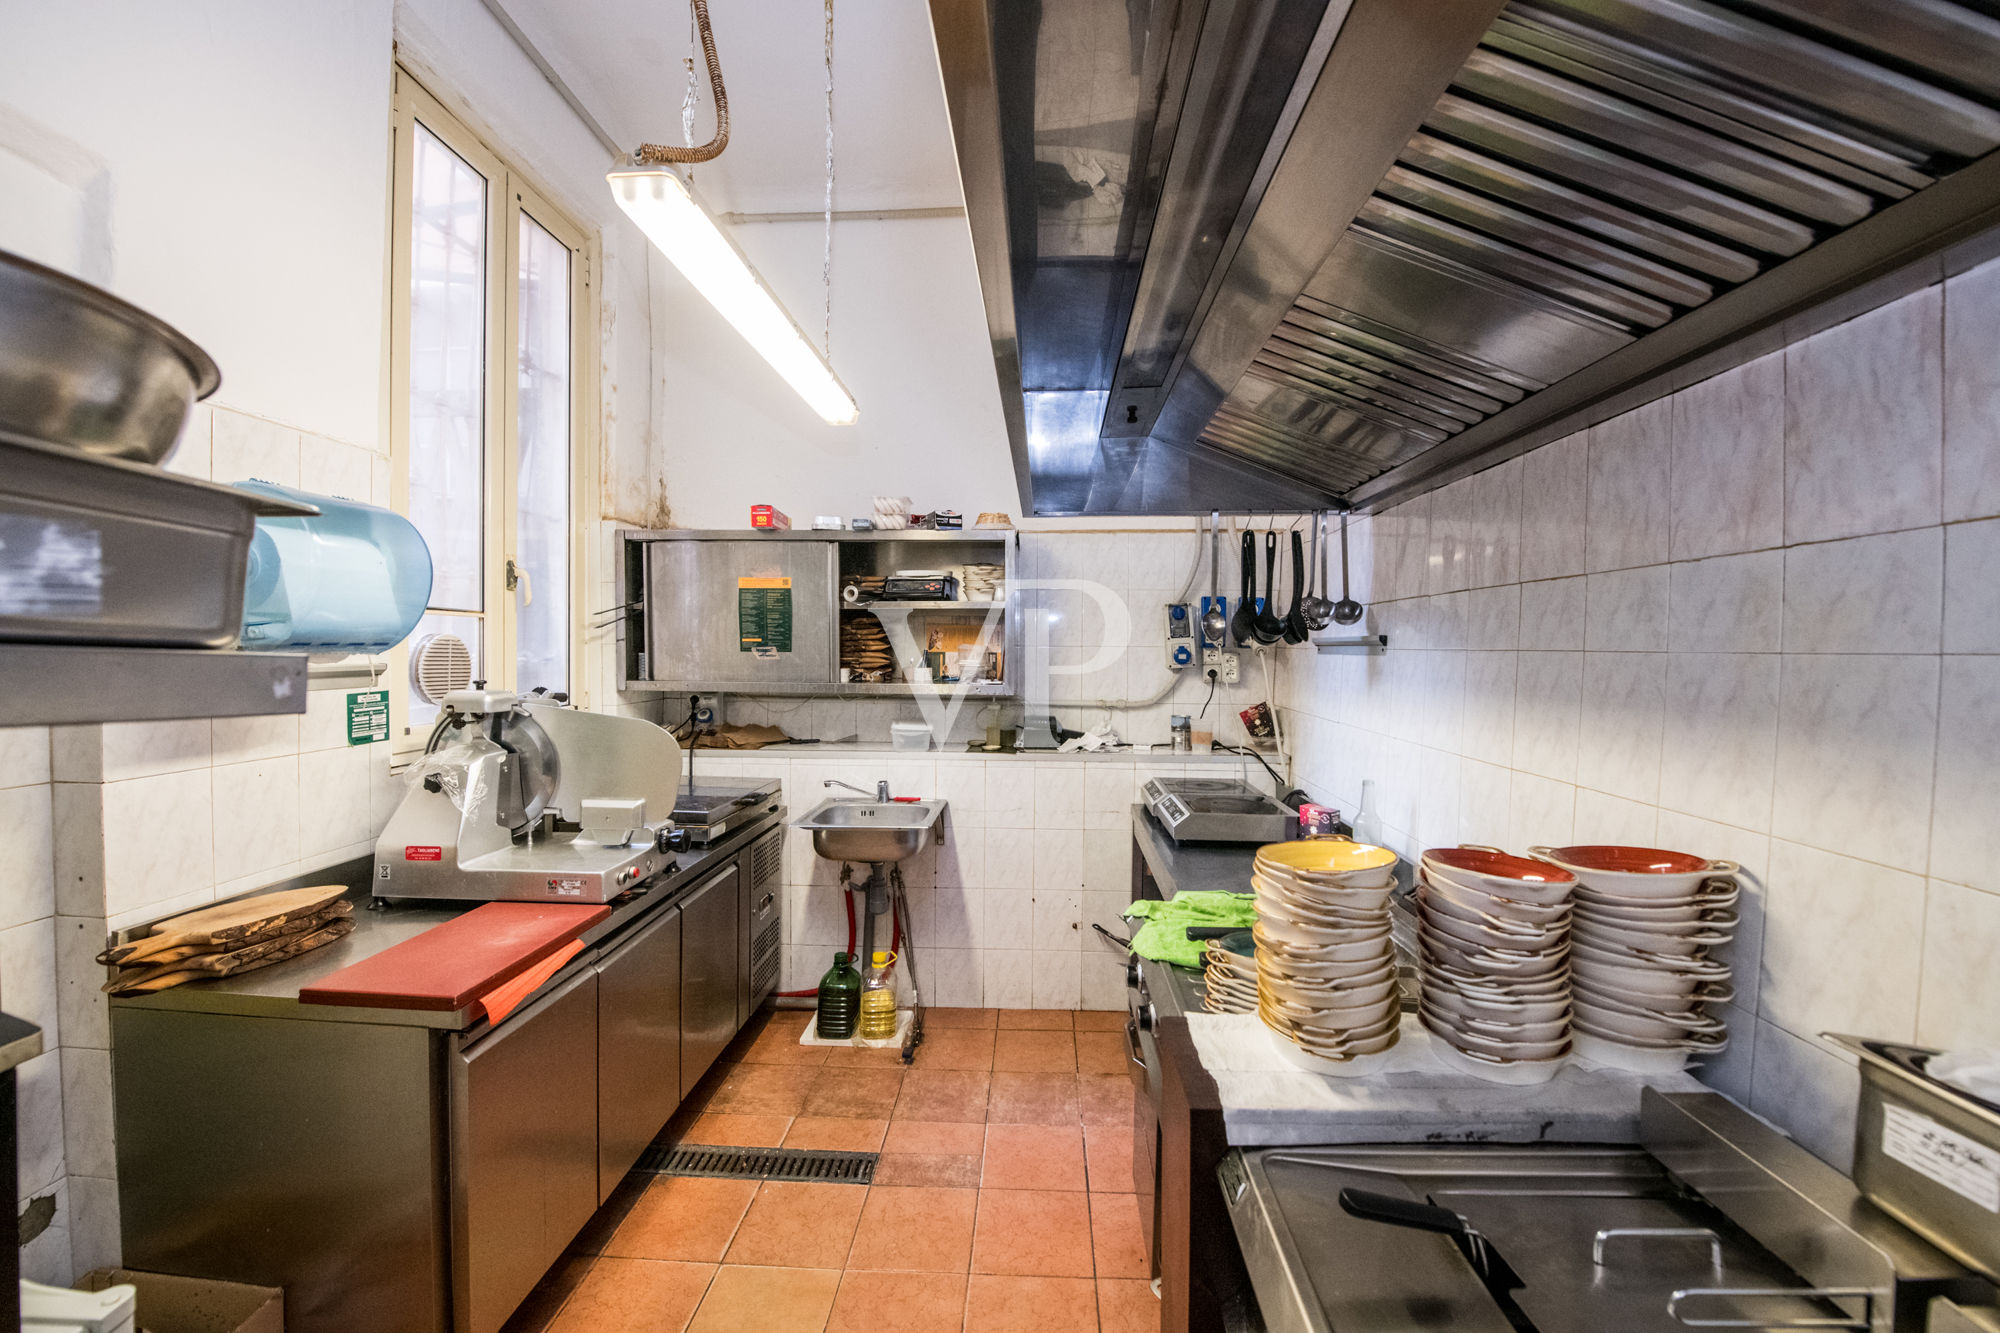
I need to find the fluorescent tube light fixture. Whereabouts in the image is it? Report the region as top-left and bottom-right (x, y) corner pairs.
(610, 167), (858, 425)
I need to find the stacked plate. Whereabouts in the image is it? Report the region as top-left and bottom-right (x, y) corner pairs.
(1531, 845), (1738, 1073)
(1201, 930), (1257, 1014)
(962, 562), (1004, 602)
(1415, 848), (1577, 1085)
(1251, 840), (1402, 1072)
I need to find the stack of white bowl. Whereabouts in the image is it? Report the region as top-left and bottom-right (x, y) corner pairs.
(1415, 848), (1578, 1085)
(1251, 840), (1402, 1072)
(1529, 845), (1737, 1073)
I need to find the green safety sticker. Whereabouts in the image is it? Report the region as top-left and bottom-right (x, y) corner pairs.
(347, 690), (389, 745)
(738, 577), (793, 653)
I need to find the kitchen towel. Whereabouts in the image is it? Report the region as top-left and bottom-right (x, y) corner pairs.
(1124, 891), (1256, 968)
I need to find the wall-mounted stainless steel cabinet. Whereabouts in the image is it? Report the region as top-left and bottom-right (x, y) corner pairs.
(617, 528), (1019, 698)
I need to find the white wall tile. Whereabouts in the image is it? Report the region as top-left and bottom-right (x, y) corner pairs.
(1464, 585), (1519, 651)
(932, 759), (986, 828)
(1773, 655), (1938, 870)
(1586, 398), (1670, 572)
(1584, 566), (1668, 652)
(1761, 840), (1923, 1049)
(1458, 760), (1512, 847)
(68, 1173), (120, 1275)
(1917, 880), (2000, 1051)
(1943, 517), (2000, 653)
(1577, 653), (1665, 805)
(1508, 774), (1575, 852)
(209, 407), (301, 488)
(935, 826), (984, 890)
(61, 1047), (115, 1179)
(1467, 457), (1522, 590)
(981, 888), (1034, 951)
(299, 434), (374, 500)
(1655, 812), (1771, 1013)
(1750, 1020), (1859, 1171)
(1698, 1001), (1757, 1105)
(1033, 764), (1084, 830)
(1944, 254), (2000, 522)
(1518, 432), (1587, 582)
(985, 764), (1035, 829)
(1032, 829), (1084, 892)
(211, 755), (301, 884)
(55, 916), (109, 1052)
(1782, 528), (1942, 653)
(1, 917), (61, 1045)
(1785, 286), (1943, 544)
(982, 949), (1034, 1008)
(297, 746), (370, 859)
(1031, 889), (1081, 952)
(1512, 652), (1581, 783)
(211, 713), (298, 764)
(16, 1051), (65, 1196)
(1571, 789), (1657, 845)
(1930, 656), (2000, 894)
(1668, 551), (1783, 653)
(1671, 353), (1785, 561)
(0, 726), (50, 789)
(1519, 577), (1584, 650)
(1659, 654), (1779, 833)
(1429, 477), (1476, 594)
(0, 783), (54, 930)
(1031, 949), (1080, 1008)
(1459, 651), (1516, 768)
(98, 770), (214, 924)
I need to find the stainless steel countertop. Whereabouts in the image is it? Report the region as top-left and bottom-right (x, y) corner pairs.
(108, 806), (784, 1030)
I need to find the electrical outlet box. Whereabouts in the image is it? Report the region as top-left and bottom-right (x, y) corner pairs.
(692, 694), (722, 726)
(1165, 602), (1195, 670)
(1203, 649), (1240, 685)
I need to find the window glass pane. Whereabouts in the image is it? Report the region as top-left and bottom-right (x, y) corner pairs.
(407, 611), (481, 730)
(408, 123), (486, 613)
(515, 212), (570, 696)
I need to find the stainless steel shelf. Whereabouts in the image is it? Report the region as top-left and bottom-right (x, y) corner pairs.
(850, 600), (1007, 613)
(0, 644), (308, 726)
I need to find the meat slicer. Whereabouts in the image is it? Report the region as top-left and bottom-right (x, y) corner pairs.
(373, 686), (684, 903)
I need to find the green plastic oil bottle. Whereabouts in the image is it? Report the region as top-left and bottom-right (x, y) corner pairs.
(857, 950), (899, 1040)
(816, 952), (861, 1039)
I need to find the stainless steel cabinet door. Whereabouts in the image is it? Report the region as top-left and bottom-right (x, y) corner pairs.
(596, 905), (682, 1202)
(744, 829), (784, 1020)
(679, 864), (742, 1097)
(451, 969), (599, 1333)
(643, 538), (836, 684)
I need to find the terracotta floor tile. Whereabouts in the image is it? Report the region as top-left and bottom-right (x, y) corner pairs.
(1078, 1074), (1137, 1126)
(925, 1006), (997, 1029)
(821, 1043), (910, 1068)
(992, 1029), (1077, 1073)
(1075, 1031), (1127, 1077)
(605, 1177), (758, 1262)
(996, 1008), (1074, 1030)
(826, 1271), (968, 1333)
(1089, 1192), (1148, 1278)
(687, 1265), (840, 1333)
(986, 1072), (1078, 1125)
(738, 1025), (831, 1067)
(1074, 1010), (1128, 1032)
(1084, 1124), (1135, 1193)
(766, 1008), (815, 1035)
(704, 1064), (820, 1117)
(685, 1113), (793, 1148)
(882, 1120), (986, 1156)
(971, 1189), (1095, 1277)
(545, 1258), (714, 1333)
(569, 1172), (650, 1256)
(846, 1185), (979, 1273)
(911, 1027), (995, 1071)
(894, 1069), (991, 1123)
(963, 1274), (1097, 1332)
(501, 1247), (594, 1330)
(724, 1180), (868, 1269)
(871, 1154), (984, 1188)
(783, 1116), (888, 1152)
(982, 1124), (1087, 1191)
(1096, 1277), (1159, 1333)
(803, 1067), (906, 1119)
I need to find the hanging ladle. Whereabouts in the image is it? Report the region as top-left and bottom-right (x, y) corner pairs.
(1302, 510), (1335, 630)
(1200, 510), (1228, 645)
(1333, 508), (1364, 625)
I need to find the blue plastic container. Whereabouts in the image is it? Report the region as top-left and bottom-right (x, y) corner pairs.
(233, 480), (432, 652)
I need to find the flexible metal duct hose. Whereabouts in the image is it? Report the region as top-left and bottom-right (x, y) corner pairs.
(636, 0), (729, 164)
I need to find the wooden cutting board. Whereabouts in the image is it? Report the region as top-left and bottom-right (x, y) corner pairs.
(105, 918), (358, 995)
(100, 885), (348, 965)
(298, 901), (609, 1012)
(109, 901), (355, 967)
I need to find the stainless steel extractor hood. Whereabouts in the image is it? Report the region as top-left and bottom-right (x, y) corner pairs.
(930, 0), (2000, 516)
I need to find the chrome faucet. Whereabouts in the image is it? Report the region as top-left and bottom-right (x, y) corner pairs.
(824, 778), (891, 802)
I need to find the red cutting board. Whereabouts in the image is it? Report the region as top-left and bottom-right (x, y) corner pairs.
(299, 901), (609, 1011)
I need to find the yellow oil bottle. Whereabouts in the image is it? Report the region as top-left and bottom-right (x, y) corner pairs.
(857, 950), (898, 1040)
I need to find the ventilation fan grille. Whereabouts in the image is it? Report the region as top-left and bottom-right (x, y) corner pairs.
(412, 633), (473, 704)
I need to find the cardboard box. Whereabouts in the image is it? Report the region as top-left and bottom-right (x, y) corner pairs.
(79, 1270), (283, 1333)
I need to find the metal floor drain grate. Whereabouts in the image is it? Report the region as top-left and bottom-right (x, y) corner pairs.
(637, 1143), (878, 1184)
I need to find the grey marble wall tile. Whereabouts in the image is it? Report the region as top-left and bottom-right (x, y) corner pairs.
(61, 1046), (114, 1179)
(1660, 653), (1780, 833)
(1669, 551), (1783, 653)
(1520, 577), (1585, 650)
(1465, 585), (1520, 651)
(67, 1174), (121, 1274)
(1458, 759), (1513, 846)
(1585, 566), (1669, 652)
(1773, 654), (1939, 870)
(1507, 773), (1576, 851)
(1917, 878), (2000, 1051)
(1468, 457), (1523, 589)
(0, 783), (53, 931)
(0, 727), (50, 788)
(1930, 656), (2000, 895)
(1378, 496), (1431, 603)
(1572, 788), (1658, 844)
(1460, 651), (1518, 768)
(1429, 477), (1477, 594)
(1944, 254), (2000, 522)
(1671, 353), (1785, 561)
(1577, 652), (1667, 804)
(1698, 1001), (1757, 1105)
(1586, 397), (1671, 573)
(1520, 431), (1589, 581)
(1513, 651), (1583, 782)
(1761, 839), (1924, 1047)
(1751, 1020), (1860, 1172)
(54, 915), (108, 1052)
(1785, 286), (1943, 544)
(1782, 528), (1942, 653)
(1943, 517), (2000, 653)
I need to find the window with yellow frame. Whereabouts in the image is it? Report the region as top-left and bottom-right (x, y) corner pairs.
(387, 66), (596, 750)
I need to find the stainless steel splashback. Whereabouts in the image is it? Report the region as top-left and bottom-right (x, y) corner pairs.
(932, 0), (2000, 515)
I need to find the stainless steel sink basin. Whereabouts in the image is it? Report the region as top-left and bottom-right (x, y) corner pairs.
(792, 799), (947, 863)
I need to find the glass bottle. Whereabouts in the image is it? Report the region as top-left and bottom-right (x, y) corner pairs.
(857, 950), (899, 1040)
(816, 952), (861, 1039)
(1351, 778), (1384, 848)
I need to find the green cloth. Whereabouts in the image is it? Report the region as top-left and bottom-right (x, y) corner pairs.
(1124, 891), (1256, 968)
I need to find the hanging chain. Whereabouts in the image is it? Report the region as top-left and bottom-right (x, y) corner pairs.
(823, 0), (835, 358)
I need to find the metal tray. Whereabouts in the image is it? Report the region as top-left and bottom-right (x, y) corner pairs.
(0, 246), (220, 463)
(1829, 1034), (2000, 1283)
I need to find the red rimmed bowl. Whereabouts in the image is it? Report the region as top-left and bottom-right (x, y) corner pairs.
(1529, 844), (1738, 899)
(1422, 846), (1576, 906)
